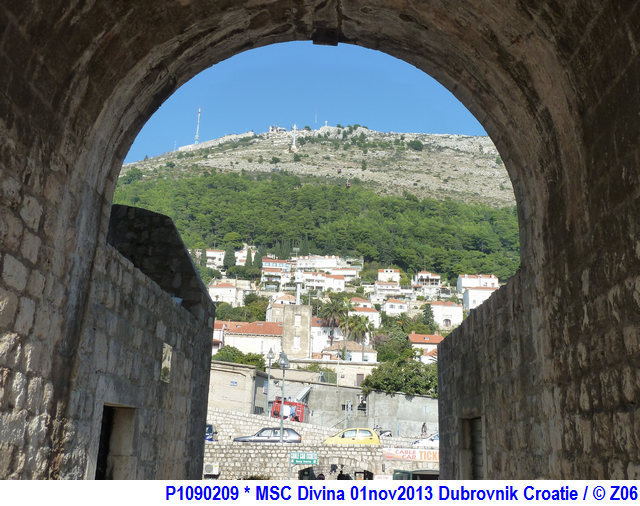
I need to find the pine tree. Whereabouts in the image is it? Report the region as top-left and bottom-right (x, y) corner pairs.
(223, 242), (236, 270)
(422, 304), (436, 334)
(254, 250), (263, 270)
(245, 249), (253, 268)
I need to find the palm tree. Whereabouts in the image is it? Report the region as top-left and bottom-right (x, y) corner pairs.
(321, 298), (345, 347)
(341, 297), (355, 359)
(363, 320), (376, 360)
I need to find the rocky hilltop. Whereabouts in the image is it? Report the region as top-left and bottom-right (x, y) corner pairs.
(123, 125), (515, 207)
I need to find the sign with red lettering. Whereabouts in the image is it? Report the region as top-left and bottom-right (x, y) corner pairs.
(382, 448), (439, 462)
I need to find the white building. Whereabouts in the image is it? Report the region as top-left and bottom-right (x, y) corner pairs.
(349, 297), (373, 308)
(262, 258), (291, 271)
(382, 298), (409, 315)
(325, 274), (346, 292)
(295, 255), (340, 272)
(428, 300), (464, 329)
(412, 271), (442, 299)
(265, 294), (297, 322)
(456, 273), (499, 293)
(463, 286), (499, 311)
(408, 331), (444, 354)
(348, 306), (381, 329)
(322, 341), (378, 363)
(208, 282), (245, 307)
(205, 249), (225, 269)
(329, 267), (358, 282)
(373, 281), (402, 300)
(260, 268), (292, 289)
(224, 321), (284, 357)
(378, 268), (400, 283)
(310, 317), (344, 354)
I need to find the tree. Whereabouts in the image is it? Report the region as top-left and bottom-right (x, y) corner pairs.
(360, 360), (437, 397)
(374, 330), (414, 362)
(245, 249), (253, 268)
(121, 167), (143, 184)
(422, 304), (436, 333)
(223, 242), (236, 270)
(407, 139), (424, 151)
(212, 345), (266, 371)
(254, 250), (263, 270)
(321, 298), (345, 347)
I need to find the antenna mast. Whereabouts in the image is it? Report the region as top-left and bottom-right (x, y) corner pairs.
(292, 124), (297, 150)
(194, 106), (201, 144)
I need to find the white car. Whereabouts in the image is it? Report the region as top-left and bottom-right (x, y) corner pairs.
(412, 432), (439, 448)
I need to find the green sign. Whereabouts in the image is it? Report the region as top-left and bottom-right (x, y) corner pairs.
(290, 452), (318, 465)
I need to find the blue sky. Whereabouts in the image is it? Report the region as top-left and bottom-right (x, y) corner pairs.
(124, 41), (486, 164)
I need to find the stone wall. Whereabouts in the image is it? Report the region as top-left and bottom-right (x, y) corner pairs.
(205, 407), (437, 479)
(3, 0), (640, 481)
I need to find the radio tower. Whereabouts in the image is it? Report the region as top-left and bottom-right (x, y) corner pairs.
(194, 106), (201, 144)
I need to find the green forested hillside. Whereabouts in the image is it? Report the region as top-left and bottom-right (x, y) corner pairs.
(113, 170), (520, 281)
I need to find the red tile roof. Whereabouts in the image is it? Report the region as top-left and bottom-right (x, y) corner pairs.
(226, 321), (284, 336)
(350, 307), (379, 313)
(408, 332), (444, 344)
(375, 281), (399, 286)
(385, 298), (406, 304)
(213, 320), (248, 330)
(211, 283), (237, 288)
(349, 297), (369, 303)
(326, 275), (344, 280)
(465, 286), (499, 291)
(429, 301), (462, 307)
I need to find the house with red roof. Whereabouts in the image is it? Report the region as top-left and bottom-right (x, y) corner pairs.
(224, 321), (284, 358)
(382, 298), (409, 315)
(427, 300), (464, 329)
(378, 268), (400, 283)
(208, 282), (246, 307)
(348, 306), (381, 329)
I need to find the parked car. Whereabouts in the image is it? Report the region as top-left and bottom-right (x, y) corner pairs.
(412, 432), (439, 448)
(323, 428), (380, 445)
(205, 424), (217, 442)
(233, 427), (301, 443)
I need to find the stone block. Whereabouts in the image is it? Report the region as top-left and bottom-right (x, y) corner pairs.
(19, 231), (40, 265)
(2, 254), (28, 292)
(0, 410), (27, 444)
(0, 287), (18, 330)
(26, 269), (45, 298)
(0, 209), (23, 252)
(18, 196), (42, 232)
(14, 297), (35, 336)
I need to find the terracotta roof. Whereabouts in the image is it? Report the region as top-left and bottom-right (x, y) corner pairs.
(212, 339), (222, 344)
(429, 301), (462, 307)
(423, 349), (438, 357)
(465, 286), (499, 291)
(417, 271), (439, 276)
(326, 275), (344, 280)
(207, 249), (225, 253)
(211, 283), (237, 288)
(385, 298), (406, 304)
(350, 297), (369, 303)
(459, 274), (497, 279)
(408, 332), (444, 344)
(263, 268), (284, 273)
(276, 294), (296, 301)
(375, 281), (399, 286)
(350, 307), (379, 313)
(323, 341), (376, 353)
(311, 318), (330, 327)
(226, 321), (284, 336)
(213, 320), (248, 330)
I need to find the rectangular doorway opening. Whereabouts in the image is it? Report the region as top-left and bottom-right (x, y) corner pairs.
(95, 404), (137, 479)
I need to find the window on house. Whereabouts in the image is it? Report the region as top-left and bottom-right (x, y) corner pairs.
(444, 319), (451, 327)
(357, 374), (364, 386)
(294, 336), (300, 349)
(294, 315), (301, 327)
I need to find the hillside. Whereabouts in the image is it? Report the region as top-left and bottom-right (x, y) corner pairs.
(122, 125), (514, 208)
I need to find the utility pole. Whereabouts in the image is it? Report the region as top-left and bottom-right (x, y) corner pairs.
(194, 106), (201, 144)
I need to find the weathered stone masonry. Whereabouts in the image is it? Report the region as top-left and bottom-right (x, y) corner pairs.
(2, 0), (640, 479)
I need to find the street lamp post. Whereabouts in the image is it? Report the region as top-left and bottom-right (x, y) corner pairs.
(278, 351), (290, 443)
(266, 348), (275, 418)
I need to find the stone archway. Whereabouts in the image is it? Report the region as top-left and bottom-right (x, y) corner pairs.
(1, 1), (639, 479)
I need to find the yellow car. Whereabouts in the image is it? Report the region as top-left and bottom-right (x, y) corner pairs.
(323, 428), (380, 445)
